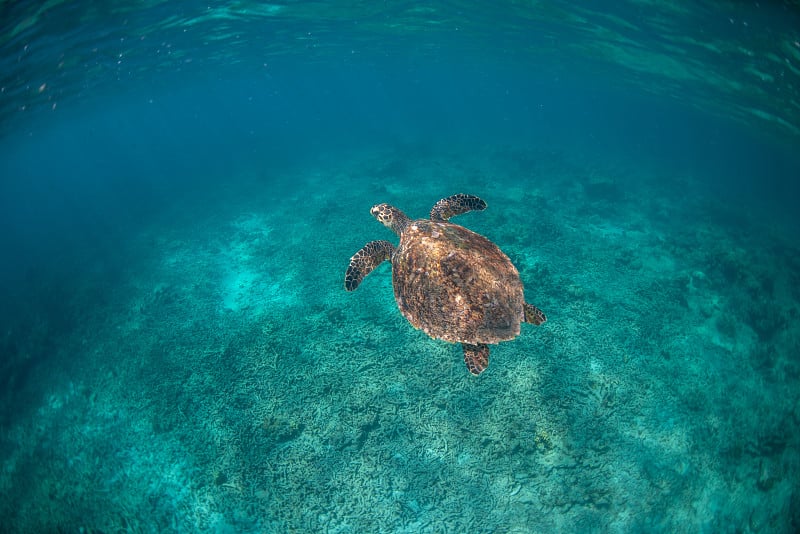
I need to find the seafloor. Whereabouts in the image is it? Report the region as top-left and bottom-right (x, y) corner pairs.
(1, 144), (798, 532)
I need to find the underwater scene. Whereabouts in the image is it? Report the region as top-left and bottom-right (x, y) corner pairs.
(1, 1), (799, 532)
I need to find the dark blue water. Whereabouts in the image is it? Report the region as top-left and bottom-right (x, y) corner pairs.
(1, 2), (799, 532)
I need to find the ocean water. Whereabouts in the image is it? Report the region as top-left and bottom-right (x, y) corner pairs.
(1, 1), (799, 532)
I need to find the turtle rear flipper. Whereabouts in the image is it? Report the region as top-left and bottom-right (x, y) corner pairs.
(430, 194), (487, 222)
(524, 303), (547, 325)
(463, 343), (490, 375)
(345, 240), (395, 291)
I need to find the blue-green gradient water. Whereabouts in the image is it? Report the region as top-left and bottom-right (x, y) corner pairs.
(1, 2), (799, 532)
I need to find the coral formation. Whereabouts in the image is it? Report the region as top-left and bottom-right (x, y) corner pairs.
(1, 146), (798, 532)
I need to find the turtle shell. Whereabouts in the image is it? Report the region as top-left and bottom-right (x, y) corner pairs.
(392, 219), (526, 344)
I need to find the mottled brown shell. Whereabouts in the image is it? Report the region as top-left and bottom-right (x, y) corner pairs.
(392, 219), (526, 344)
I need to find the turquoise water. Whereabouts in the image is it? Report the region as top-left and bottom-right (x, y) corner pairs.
(1, 2), (799, 532)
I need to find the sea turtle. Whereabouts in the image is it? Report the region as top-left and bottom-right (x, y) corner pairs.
(344, 193), (546, 375)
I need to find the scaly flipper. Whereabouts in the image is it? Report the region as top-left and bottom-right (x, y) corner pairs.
(430, 194), (487, 222)
(524, 303), (547, 325)
(463, 342), (490, 376)
(344, 240), (395, 291)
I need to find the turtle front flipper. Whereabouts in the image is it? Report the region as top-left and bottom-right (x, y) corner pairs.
(430, 194), (487, 222)
(344, 240), (395, 291)
(463, 343), (490, 376)
(524, 303), (547, 325)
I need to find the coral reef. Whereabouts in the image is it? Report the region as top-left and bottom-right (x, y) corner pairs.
(1, 145), (798, 532)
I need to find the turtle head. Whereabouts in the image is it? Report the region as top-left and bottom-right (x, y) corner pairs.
(371, 203), (410, 236)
